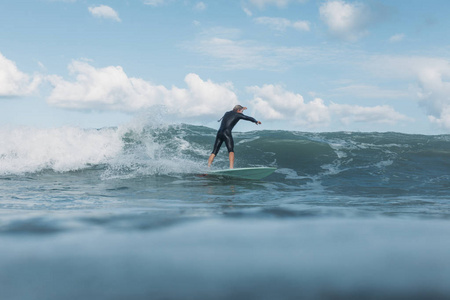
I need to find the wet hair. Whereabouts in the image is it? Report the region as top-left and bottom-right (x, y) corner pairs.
(233, 105), (244, 112)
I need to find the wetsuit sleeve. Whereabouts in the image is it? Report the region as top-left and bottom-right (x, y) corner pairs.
(239, 114), (258, 124)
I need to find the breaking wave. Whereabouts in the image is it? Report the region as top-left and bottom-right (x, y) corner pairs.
(1, 118), (450, 197)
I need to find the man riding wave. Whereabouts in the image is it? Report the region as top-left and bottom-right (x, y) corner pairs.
(208, 105), (261, 169)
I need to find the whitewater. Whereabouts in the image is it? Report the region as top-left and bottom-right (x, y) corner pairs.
(1, 117), (450, 299)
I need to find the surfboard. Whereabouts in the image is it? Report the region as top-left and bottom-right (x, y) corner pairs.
(207, 167), (277, 180)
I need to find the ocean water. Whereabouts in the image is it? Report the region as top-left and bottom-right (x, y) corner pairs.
(1, 118), (450, 299)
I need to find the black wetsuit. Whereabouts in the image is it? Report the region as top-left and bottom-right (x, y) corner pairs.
(211, 111), (258, 155)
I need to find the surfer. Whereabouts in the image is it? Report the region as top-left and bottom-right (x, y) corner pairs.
(208, 105), (261, 169)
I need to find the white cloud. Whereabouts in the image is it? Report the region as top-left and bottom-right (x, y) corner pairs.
(319, 0), (372, 41)
(188, 36), (277, 70)
(389, 33), (405, 43)
(366, 55), (450, 130)
(248, 84), (408, 128)
(243, 7), (253, 17)
(292, 20), (311, 32)
(46, 60), (237, 118)
(88, 5), (121, 22)
(189, 32), (357, 71)
(194, 2), (206, 11)
(248, 84), (331, 127)
(143, 0), (168, 6)
(38, 61), (46, 70)
(248, 0), (306, 9)
(417, 65), (450, 130)
(254, 17), (310, 32)
(429, 107), (450, 130)
(47, 60), (410, 129)
(330, 103), (410, 125)
(333, 84), (410, 99)
(185, 28), (319, 70)
(0, 52), (41, 97)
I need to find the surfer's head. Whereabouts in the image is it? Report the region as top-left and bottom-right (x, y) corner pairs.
(233, 105), (246, 112)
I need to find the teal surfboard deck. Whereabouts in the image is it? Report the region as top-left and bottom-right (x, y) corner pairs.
(207, 167), (277, 180)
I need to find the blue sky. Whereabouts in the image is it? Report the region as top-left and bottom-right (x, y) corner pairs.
(1, 0), (450, 133)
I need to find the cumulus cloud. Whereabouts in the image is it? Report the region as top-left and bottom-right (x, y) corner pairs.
(46, 60), (237, 118)
(248, 84), (332, 126)
(319, 0), (375, 41)
(366, 55), (450, 130)
(0, 52), (41, 97)
(254, 17), (310, 32)
(88, 5), (121, 22)
(248, 84), (408, 128)
(417, 63), (450, 129)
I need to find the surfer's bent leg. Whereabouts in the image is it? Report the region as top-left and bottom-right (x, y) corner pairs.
(223, 131), (234, 153)
(223, 131), (235, 169)
(212, 134), (224, 156)
(209, 134), (224, 167)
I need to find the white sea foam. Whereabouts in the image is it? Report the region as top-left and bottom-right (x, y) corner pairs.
(276, 168), (309, 180)
(100, 116), (206, 179)
(0, 126), (123, 175)
(0, 111), (208, 176)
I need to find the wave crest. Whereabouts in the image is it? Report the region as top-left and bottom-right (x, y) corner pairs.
(0, 126), (122, 175)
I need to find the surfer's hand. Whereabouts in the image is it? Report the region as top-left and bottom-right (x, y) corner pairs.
(256, 121), (261, 125)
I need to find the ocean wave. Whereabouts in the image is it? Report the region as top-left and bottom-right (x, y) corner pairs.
(0, 126), (122, 175)
(1, 123), (450, 193)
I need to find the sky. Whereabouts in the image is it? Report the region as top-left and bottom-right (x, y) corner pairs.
(1, 0), (450, 134)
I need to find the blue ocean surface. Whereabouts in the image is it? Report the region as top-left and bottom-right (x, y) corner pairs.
(1, 119), (450, 299)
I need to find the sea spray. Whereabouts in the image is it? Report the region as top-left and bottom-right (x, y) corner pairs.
(0, 126), (122, 175)
(0, 111), (209, 177)
(101, 114), (209, 179)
